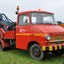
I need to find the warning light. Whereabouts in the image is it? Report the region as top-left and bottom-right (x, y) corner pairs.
(39, 9), (41, 11)
(17, 6), (19, 11)
(38, 9), (45, 11)
(16, 6), (19, 14)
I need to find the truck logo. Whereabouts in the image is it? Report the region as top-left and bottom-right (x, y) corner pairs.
(20, 29), (26, 32)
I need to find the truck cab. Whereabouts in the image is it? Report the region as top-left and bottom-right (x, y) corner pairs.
(0, 8), (64, 60)
(16, 10), (64, 60)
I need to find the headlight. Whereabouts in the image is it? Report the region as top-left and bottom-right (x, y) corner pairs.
(46, 35), (51, 40)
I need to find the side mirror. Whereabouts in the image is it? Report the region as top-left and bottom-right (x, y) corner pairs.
(15, 11), (18, 14)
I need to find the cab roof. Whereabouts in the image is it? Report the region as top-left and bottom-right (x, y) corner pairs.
(18, 10), (54, 15)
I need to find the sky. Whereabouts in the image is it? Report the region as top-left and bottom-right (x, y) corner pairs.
(0, 0), (64, 22)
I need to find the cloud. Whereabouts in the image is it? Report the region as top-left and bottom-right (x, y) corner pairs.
(0, 0), (64, 21)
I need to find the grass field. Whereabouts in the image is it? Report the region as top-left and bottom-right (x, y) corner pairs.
(0, 49), (64, 64)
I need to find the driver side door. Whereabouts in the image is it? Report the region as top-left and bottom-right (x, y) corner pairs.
(16, 13), (30, 50)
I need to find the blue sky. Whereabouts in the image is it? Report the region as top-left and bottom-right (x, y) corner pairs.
(0, 0), (64, 22)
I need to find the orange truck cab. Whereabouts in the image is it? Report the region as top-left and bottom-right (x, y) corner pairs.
(0, 7), (64, 60)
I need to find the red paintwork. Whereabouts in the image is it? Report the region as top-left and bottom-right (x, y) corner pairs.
(0, 10), (64, 50)
(30, 25), (64, 36)
(4, 31), (15, 39)
(18, 10), (54, 15)
(16, 24), (64, 50)
(16, 10), (64, 50)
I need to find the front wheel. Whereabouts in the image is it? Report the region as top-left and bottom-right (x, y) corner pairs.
(30, 44), (45, 60)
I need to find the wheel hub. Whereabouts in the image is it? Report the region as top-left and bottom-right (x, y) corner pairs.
(33, 47), (41, 57)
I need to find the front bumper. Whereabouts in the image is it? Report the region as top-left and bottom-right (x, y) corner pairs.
(42, 44), (64, 51)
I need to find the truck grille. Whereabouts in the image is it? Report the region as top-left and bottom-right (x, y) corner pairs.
(51, 36), (64, 40)
(49, 36), (64, 43)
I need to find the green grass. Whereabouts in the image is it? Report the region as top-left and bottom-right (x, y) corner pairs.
(0, 49), (64, 64)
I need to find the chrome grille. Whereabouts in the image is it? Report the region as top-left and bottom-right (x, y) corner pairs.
(51, 36), (64, 40)
(49, 36), (64, 43)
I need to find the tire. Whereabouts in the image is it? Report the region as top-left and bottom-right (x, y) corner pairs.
(0, 44), (5, 51)
(0, 41), (5, 51)
(52, 50), (64, 57)
(30, 44), (45, 60)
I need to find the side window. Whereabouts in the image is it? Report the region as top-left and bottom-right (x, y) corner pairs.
(18, 14), (29, 25)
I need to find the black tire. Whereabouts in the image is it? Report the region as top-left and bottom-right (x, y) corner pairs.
(0, 41), (5, 51)
(52, 50), (64, 57)
(0, 44), (5, 51)
(30, 44), (45, 60)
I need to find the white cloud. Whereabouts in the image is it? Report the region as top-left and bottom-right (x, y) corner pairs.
(0, 0), (64, 21)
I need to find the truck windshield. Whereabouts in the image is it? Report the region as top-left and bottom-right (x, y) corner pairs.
(31, 13), (56, 24)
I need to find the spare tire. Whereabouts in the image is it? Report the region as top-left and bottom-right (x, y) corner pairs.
(8, 22), (16, 30)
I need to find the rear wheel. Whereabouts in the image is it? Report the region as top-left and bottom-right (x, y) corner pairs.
(0, 40), (5, 51)
(30, 44), (45, 60)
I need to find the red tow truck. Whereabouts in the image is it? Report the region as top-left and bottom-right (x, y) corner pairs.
(0, 6), (64, 60)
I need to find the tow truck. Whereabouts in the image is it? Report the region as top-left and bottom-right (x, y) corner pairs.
(0, 6), (64, 60)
